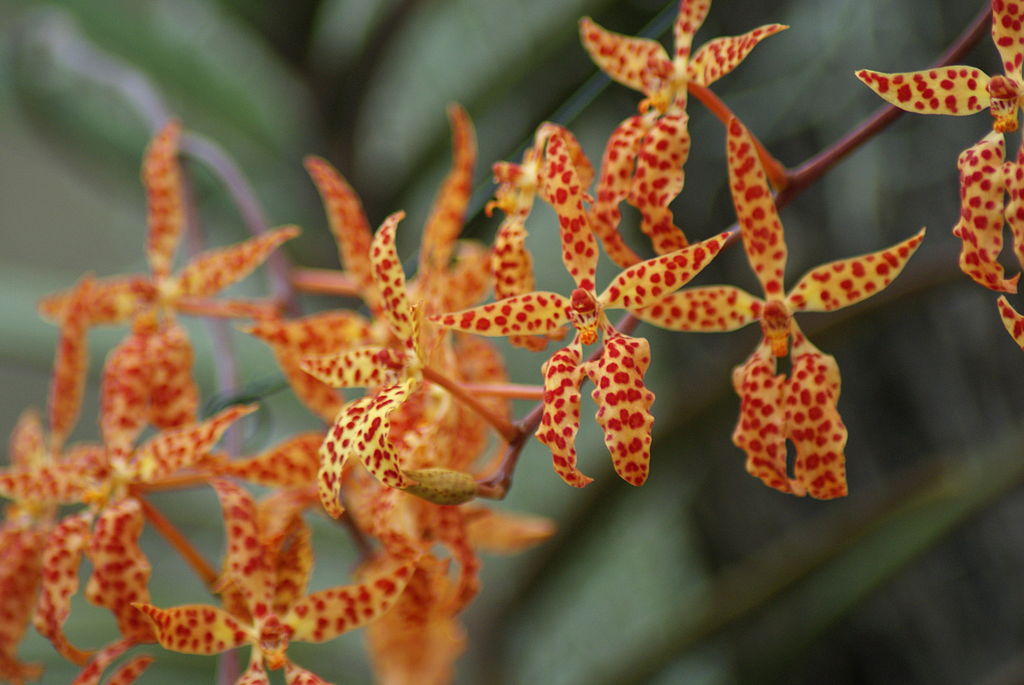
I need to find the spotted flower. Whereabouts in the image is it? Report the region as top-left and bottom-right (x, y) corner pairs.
(857, 2), (1024, 132)
(433, 132), (729, 486)
(581, 0), (786, 263)
(634, 119), (924, 497)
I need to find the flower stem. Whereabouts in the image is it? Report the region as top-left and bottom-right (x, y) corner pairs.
(457, 382), (545, 400)
(421, 365), (522, 444)
(137, 495), (219, 591)
(290, 268), (363, 297)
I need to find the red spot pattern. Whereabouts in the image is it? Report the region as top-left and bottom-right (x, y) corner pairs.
(176, 226), (299, 299)
(541, 132), (599, 291)
(588, 114), (649, 269)
(628, 113), (692, 254)
(0, 523), (47, 681)
(370, 213), (417, 349)
(855, 67), (990, 117)
(216, 431), (323, 488)
(534, 345), (591, 487)
(686, 24), (788, 87)
(633, 285), (760, 332)
(583, 334), (655, 486)
(578, 16), (672, 97)
(134, 404), (256, 483)
(34, 512), (93, 665)
(673, 0), (710, 61)
(431, 292), (571, 338)
(143, 120), (184, 283)
(300, 346), (393, 390)
(951, 132), (1019, 292)
(133, 603), (250, 655)
(47, 275), (93, 453)
(211, 480), (275, 611)
(997, 295), (1024, 348)
(993, 0), (1024, 80)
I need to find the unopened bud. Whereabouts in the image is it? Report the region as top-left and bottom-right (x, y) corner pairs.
(401, 468), (478, 505)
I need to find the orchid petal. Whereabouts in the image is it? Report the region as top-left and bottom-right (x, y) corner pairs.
(673, 0), (711, 62)
(686, 24), (788, 87)
(492, 220), (535, 301)
(70, 638), (133, 685)
(0, 455), (94, 505)
(143, 120), (184, 282)
(371, 212), (415, 345)
(0, 524), (46, 679)
(727, 118), (787, 297)
(285, 661), (333, 685)
(272, 523), (313, 617)
(8, 408), (45, 470)
(48, 274), (93, 454)
(542, 132), (600, 291)
(997, 295), (1024, 347)
(300, 347), (393, 390)
(35, 512), (94, 665)
(579, 17), (672, 96)
(599, 231), (729, 310)
(102, 654), (154, 685)
(855, 67), (990, 115)
(147, 322), (199, 429)
(434, 506), (480, 613)
(432, 292), (570, 337)
(38, 276), (152, 327)
(632, 285), (761, 331)
(628, 112), (691, 254)
(284, 561), (414, 643)
(85, 499), (154, 643)
(135, 404), (256, 483)
(787, 228), (927, 312)
(176, 226), (299, 298)
(100, 326), (152, 453)
(211, 479), (274, 614)
(1005, 142), (1024, 276)
(133, 603), (250, 655)
(420, 104), (475, 277)
(463, 506), (556, 553)
(993, 0), (1024, 79)
(535, 344), (591, 488)
(583, 334), (655, 486)
(216, 432), (323, 488)
(731, 341), (793, 495)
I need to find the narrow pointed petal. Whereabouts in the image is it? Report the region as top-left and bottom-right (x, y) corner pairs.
(420, 104), (475, 276)
(534, 345), (591, 487)
(100, 326), (152, 453)
(432, 292), (570, 337)
(177, 226), (299, 298)
(318, 399), (365, 519)
(257, 488), (318, 551)
(431, 241), (493, 315)
(787, 228), (927, 312)
(38, 276), (153, 327)
(102, 654), (154, 685)
(855, 67), (990, 115)
(0, 455), (95, 504)
(731, 341), (794, 495)
(356, 381), (417, 489)
(1005, 144), (1024, 277)
(434, 506), (480, 613)
(48, 274), (94, 454)
(148, 322), (199, 429)
(785, 335), (847, 499)
(993, 1), (1024, 79)
(463, 506), (556, 553)
(70, 638), (133, 685)
(304, 156), (377, 301)
(686, 24), (788, 86)
(579, 17), (672, 96)
(951, 133), (1017, 291)
(85, 499), (154, 643)
(492, 220), (536, 300)
(35, 512), (93, 665)
(273, 523), (313, 617)
(135, 404), (257, 483)
(631, 285), (761, 331)
(997, 296), (1024, 347)
(673, 0), (711, 61)
(600, 231), (729, 310)
(542, 132), (600, 291)
(0, 524), (46, 679)
(144, 120), (184, 282)
(583, 334), (655, 486)
(284, 561), (414, 643)
(590, 115), (652, 268)
(628, 113), (691, 254)
(216, 432), (322, 488)
(211, 479), (274, 614)
(371, 212), (415, 345)
(133, 602), (250, 654)
(244, 311), (373, 423)
(285, 661), (333, 685)
(540, 123), (594, 189)
(8, 408), (45, 470)
(727, 118), (787, 297)
(236, 658), (270, 685)
(300, 347), (392, 390)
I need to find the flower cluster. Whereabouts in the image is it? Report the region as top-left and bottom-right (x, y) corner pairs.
(0, 1), (938, 682)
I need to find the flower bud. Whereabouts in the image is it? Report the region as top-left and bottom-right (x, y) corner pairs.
(401, 468), (478, 505)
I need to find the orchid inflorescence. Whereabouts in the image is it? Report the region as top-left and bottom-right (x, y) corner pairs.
(4, 0), (976, 681)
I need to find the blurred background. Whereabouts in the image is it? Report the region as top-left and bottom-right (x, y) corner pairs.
(3, 0), (1024, 683)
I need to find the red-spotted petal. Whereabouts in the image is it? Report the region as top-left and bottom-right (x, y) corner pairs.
(285, 661), (333, 685)
(420, 103), (475, 277)
(731, 340), (792, 495)
(632, 285), (761, 331)
(100, 326), (152, 454)
(855, 67), (990, 115)
(70, 638), (134, 685)
(284, 561), (414, 643)
(628, 112), (691, 255)
(686, 24), (788, 87)
(38, 275), (153, 327)
(244, 311), (373, 423)
(0, 454), (95, 505)
(1005, 142), (1024, 277)
(147, 322), (199, 429)
(371, 212), (415, 345)
(463, 506), (556, 553)
(133, 602), (251, 654)
(589, 114), (652, 269)
(300, 347), (394, 390)
(101, 654), (154, 685)
(432, 241), (493, 314)
(951, 132), (1017, 292)
(431, 292), (570, 338)
(304, 156), (377, 303)
(785, 335), (847, 499)
(433, 506), (480, 613)
(272, 522), (313, 617)
(0, 523), (46, 680)
(35, 512), (93, 665)
(211, 479), (274, 614)
(997, 295), (1024, 347)
(542, 132), (599, 291)
(583, 334), (654, 486)
(535, 345), (590, 487)
(492, 220), (535, 300)
(8, 408), (45, 470)
(673, 0), (711, 62)
(134, 404), (257, 483)
(786, 228), (927, 312)
(144, 120), (184, 282)
(48, 274), (93, 454)
(993, 0), (1024, 79)
(85, 499), (154, 643)
(727, 118), (787, 297)
(579, 17), (672, 96)
(216, 432), (322, 488)
(176, 226), (299, 298)
(599, 231), (729, 310)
